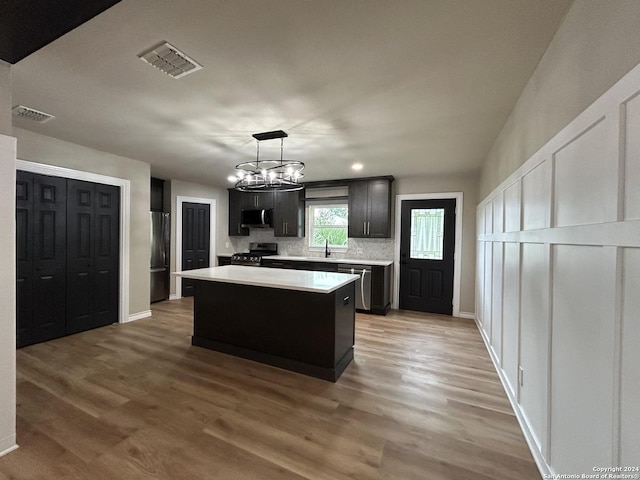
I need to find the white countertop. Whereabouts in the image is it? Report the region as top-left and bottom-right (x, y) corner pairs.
(172, 265), (359, 293)
(218, 253), (392, 267)
(265, 255), (393, 266)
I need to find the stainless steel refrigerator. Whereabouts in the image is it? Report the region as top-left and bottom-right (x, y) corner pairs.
(150, 211), (170, 303)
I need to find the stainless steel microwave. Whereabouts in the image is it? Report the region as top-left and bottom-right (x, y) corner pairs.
(240, 209), (273, 228)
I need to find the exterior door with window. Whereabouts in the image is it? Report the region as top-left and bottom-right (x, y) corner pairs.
(399, 199), (456, 314)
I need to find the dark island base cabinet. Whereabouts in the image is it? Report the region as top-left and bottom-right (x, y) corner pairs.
(192, 280), (355, 382)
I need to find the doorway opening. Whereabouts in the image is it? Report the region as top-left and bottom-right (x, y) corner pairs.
(394, 192), (463, 316)
(175, 195), (216, 299)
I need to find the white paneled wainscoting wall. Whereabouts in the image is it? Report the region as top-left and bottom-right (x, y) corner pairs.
(476, 62), (640, 476)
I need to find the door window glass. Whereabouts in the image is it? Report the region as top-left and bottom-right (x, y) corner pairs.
(410, 208), (444, 260)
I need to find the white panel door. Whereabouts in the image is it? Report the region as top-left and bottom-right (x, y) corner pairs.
(519, 242), (549, 450)
(621, 248), (640, 464)
(550, 245), (615, 474)
(502, 242), (520, 398)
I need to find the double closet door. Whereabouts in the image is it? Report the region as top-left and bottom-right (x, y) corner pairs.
(16, 172), (120, 348)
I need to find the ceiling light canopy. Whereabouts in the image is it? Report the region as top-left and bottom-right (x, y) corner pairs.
(232, 130), (305, 192)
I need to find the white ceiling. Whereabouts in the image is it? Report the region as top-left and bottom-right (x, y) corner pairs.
(11, 0), (572, 187)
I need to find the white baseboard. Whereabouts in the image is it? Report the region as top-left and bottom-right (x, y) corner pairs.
(0, 436), (18, 458)
(125, 310), (152, 323)
(169, 294), (181, 301)
(458, 311), (475, 320)
(473, 318), (550, 479)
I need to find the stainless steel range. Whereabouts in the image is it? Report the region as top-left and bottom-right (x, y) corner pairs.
(230, 242), (278, 266)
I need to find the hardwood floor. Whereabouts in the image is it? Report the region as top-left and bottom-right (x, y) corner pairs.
(0, 299), (539, 479)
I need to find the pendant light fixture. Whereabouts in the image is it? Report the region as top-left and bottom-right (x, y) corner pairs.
(232, 130), (305, 192)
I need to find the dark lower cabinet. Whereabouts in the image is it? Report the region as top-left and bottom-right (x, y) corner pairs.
(261, 258), (390, 314)
(217, 256), (232, 266)
(16, 172), (120, 347)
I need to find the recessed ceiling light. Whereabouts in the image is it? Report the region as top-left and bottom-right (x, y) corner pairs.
(351, 163), (363, 171)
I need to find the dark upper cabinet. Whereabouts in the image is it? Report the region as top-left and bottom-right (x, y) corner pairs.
(150, 177), (164, 211)
(229, 189), (302, 237)
(273, 190), (304, 237)
(240, 191), (274, 210)
(348, 178), (392, 238)
(228, 189), (249, 236)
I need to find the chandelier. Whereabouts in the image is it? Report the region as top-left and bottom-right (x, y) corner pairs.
(233, 130), (305, 192)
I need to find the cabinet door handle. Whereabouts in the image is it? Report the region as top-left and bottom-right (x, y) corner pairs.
(367, 221), (370, 235)
(363, 221), (366, 235)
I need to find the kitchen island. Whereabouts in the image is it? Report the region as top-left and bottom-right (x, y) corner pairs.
(173, 265), (359, 381)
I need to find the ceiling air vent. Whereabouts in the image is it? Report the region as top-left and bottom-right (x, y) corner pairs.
(138, 41), (203, 79)
(12, 105), (55, 123)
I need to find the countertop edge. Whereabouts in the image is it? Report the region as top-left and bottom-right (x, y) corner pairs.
(173, 266), (359, 294)
(217, 253), (392, 266)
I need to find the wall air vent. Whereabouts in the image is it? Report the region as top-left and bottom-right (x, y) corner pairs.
(11, 105), (55, 123)
(138, 41), (203, 79)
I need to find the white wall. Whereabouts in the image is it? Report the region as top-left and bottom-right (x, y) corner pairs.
(13, 128), (151, 317)
(476, 59), (640, 475)
(479, 0), (640, 199)
(0, 61), (17, 456)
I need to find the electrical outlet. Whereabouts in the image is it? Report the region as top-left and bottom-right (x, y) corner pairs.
(225, 242), (229, 249)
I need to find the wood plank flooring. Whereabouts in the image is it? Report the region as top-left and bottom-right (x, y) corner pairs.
(0, 299), (539, 479)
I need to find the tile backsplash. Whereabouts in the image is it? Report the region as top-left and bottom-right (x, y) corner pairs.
(229, 229), (394, 261)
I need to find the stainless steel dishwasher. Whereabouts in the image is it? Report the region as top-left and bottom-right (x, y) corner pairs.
(338, 264), (372, 311)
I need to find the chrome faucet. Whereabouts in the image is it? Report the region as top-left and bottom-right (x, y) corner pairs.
(325, 239), (331, 258)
